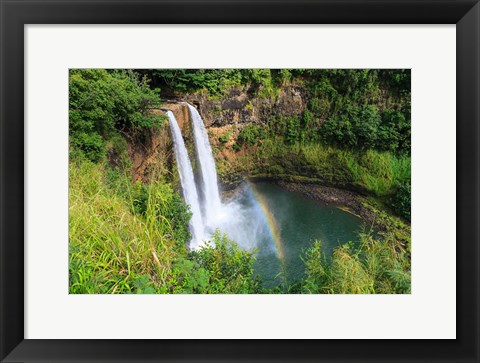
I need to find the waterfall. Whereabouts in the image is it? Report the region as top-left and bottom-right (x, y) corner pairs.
(167, 105), (268, 253)
(166, 111), (204, 248)
(187, 104), (222, 227)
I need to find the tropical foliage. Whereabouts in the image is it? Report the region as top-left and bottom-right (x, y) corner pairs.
(69, 68), (411, 294)
(69, 69), (164, 162)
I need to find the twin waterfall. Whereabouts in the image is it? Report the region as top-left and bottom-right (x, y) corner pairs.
(166, 104), (223, 249)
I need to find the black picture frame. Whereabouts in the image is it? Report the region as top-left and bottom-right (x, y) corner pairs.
(1, 1), (479, 362)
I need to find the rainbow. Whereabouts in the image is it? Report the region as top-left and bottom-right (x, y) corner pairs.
(246, 181), (285, 261)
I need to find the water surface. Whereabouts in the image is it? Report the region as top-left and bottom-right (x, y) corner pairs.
(218, 182), (363, 288)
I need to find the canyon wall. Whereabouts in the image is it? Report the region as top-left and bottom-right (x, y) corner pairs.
(127, 85), (311, 182)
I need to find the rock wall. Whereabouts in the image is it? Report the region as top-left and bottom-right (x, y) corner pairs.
(184, 85), (307, 127)
(126, 85), (311, 183)
(128, 103), (192, 183)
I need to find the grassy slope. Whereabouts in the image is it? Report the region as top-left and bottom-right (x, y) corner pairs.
(69, 159), (260, 294)
(217, 137), (410, 199)
(69, 160), (178, 293)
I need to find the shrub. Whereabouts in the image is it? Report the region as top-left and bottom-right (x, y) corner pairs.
(320, 104), (411, 153)
(191, 230), (261, 293)
(70, 131), (105, 162)
(218, 134), (229, 144)
(272, 69), (292, 85)
(378, 109), (411, 154)
(302, 233), (410, 294)
(285, 116), (300, 145)
(309, 97), (331, 116)
(171, 259), (210, 294)
(380, 69), (411, 95)
(69, 69), (163, 162)
(392, 180), (411, 221)
(237, 124), (266, 146)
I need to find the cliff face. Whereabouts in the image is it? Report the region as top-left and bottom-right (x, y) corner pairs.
(188, 86), (311, 175)
(127, 85), (311, 183)
(127, 103), (192, 183)
(186, 85), (307, 128)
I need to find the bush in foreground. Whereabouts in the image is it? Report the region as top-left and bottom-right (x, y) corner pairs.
(302, 233), (410, 294)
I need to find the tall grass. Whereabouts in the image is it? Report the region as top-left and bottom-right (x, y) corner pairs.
(302, 233), (411, 294)
(69, 160), (178, 293)
(69, 159), (259, 294)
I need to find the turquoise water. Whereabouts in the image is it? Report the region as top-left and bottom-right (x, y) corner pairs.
(237, 182), (363, 288)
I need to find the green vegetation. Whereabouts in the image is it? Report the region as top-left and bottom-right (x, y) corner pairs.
(218, 139), (410, 198)
(69, 159), (259, 294)
(69, 68), (411, 294)
(303, 233), (410, 294)
(218, 134), (229, 144)
(237, 124), (267, 147)
(320, 106), (410, 154)
(190, 232), (261, 293)
(137, 69), (281, 98)
(69, 69), (164, 162)
(392, 180), (411, 221)
(70, 159), (410, 294)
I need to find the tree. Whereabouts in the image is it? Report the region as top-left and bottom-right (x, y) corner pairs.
(69, 69), (162, 161)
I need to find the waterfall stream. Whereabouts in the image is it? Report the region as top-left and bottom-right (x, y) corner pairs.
(168, 104), (268, 251)
(166, 111), (205, 248)
(187, 104), (223, 227)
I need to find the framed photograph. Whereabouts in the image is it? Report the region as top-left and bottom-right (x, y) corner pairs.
(1, 0), (479, 362)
